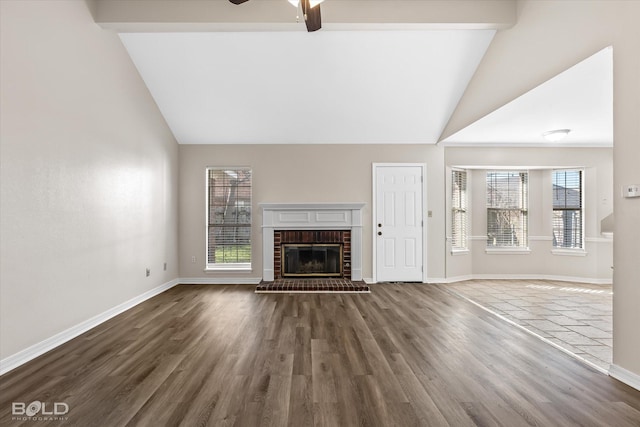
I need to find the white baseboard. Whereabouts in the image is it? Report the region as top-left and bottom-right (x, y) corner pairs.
(443, 274), (612, 285)
(179, 277), (262, 285)
(0, 278), (180, 376)
(427, 275), (473, 284)
(609, 364), (640, 391)
(368, 274), (610, 285)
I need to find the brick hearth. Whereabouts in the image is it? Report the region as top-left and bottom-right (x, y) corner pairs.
(255, 278), (370, 293)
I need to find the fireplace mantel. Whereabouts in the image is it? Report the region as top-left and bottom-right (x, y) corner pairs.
(260, 203), (365, 282)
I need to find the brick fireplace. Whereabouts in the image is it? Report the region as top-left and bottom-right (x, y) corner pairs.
(274, 230), (351, 279)
(260, 203), (365, 282)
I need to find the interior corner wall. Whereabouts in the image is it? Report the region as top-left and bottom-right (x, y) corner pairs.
(444, 0), (640, 381)
(0, 1), (179, 361)
(445, 147), (613, 283)
(178, 144), (446, 283)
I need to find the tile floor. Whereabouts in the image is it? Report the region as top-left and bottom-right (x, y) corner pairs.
(444, 279), (612, 372)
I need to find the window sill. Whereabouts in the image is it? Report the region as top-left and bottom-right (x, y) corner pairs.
(451, 249), (470, 256)
(551, 249), (587, 257)
(205, 263), (252, 272)
(485, 248), (531, 255)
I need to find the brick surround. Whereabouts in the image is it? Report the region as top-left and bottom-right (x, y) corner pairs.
(274, 230), (351, 279)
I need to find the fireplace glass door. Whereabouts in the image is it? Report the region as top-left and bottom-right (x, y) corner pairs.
(282, 244), (342, 277)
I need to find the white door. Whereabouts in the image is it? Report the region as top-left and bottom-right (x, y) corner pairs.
(374, 165), (424, 282)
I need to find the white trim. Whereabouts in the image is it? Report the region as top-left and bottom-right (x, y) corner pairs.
(0, 278), (180, 376)
(363, 277), (374, 284)
(551, 249), (588, 256)
(431, 275), (474, 284)
(259, 202), (366, 211)
(179, 277), (262, 285)
(529, 236), (554, 241)
(372, 163), (427, 284)
(205, 263), (252, 271)
(586, 237), (613, 243)
(259, 202), (365, 282)
(609, 364), (640, 392)
(444, 273), (611, 285)
(485, 248), (531, 255)
(451, 248), (470, 256)
(205, 167), (253, 271)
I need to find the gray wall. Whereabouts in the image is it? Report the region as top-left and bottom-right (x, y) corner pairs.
(445, 147), (613, 282)
(178, 144), (446, 282)
(0, 1), (179, 360)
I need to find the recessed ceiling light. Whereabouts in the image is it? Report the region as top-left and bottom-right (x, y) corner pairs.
(542, 129), (571, 142)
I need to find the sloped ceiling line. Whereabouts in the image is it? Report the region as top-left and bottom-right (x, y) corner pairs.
(440, 46), (613, 147)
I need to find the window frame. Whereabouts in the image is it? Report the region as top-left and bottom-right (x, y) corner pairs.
(205, 167), (252, 271)
(552, 168), (585, 254)
(485, 170), (529, 252)
(451, 168), (469, 253)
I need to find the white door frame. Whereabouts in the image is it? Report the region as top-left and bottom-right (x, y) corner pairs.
(372, 163), (427, 283)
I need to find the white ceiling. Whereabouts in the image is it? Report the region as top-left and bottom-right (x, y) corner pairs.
(119, 30), (495, 144)
(441, 46), (613, 147)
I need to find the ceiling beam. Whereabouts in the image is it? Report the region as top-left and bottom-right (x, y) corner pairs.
(94, 0), (516, 32)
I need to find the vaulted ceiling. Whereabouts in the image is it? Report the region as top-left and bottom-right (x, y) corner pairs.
(119, 30), (494, 144)
(93, 0), (612, 147)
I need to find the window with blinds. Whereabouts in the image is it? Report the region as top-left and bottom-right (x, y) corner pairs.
(552, 169), (583, 249)
(206, 168), (252, 268)
(486, 171), (528, 248)
(451, 169), (468, 250)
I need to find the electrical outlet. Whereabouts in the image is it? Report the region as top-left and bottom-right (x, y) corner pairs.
(191, 256), (196, 263)
(623, 184), (640, 198)
(163, 262), (167, 271)
(145, 268), (150, 277)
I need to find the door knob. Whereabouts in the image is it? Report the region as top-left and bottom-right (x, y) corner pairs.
(378, 223), (382, 227)
(378, 231), (382, 236)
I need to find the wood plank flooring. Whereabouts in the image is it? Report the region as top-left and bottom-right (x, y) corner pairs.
(1, 284), (639, 426)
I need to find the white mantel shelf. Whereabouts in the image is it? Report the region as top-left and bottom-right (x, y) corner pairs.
(260, 202), (366, 211)
(260, 202), (366, 282)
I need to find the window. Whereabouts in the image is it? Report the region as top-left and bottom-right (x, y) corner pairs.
(206, 168), (252, 269)
(552, 169), (583, 249)
(451, 169), (468, 250)
(486, 171), (528, 248)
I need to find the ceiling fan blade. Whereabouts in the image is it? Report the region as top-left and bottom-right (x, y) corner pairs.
(301, 0), (322, 32)
(229, 0), (250, 4)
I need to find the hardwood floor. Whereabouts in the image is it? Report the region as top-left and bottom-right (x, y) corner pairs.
(1, 284), (639, 426)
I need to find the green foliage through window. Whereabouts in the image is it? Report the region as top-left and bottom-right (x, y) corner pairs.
(207, 168), (252, 266)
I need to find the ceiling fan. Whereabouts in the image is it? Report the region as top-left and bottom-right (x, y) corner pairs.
(228, 0), (324, 32)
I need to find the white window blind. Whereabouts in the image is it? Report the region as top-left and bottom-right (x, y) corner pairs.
(486, 171), (528, 248)
(207, 168), (252, 268)
(452, 169), (468, 250)
(553, 169), (583, 249)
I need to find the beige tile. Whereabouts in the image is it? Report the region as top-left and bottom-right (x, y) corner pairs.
(565, 325), (610, 339)
(524, 320), (570, 332)
(446, 279), (612, 368)
(546, 331), (602, 346)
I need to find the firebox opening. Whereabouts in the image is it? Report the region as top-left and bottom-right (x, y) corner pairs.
(282, 244), (343, 277)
